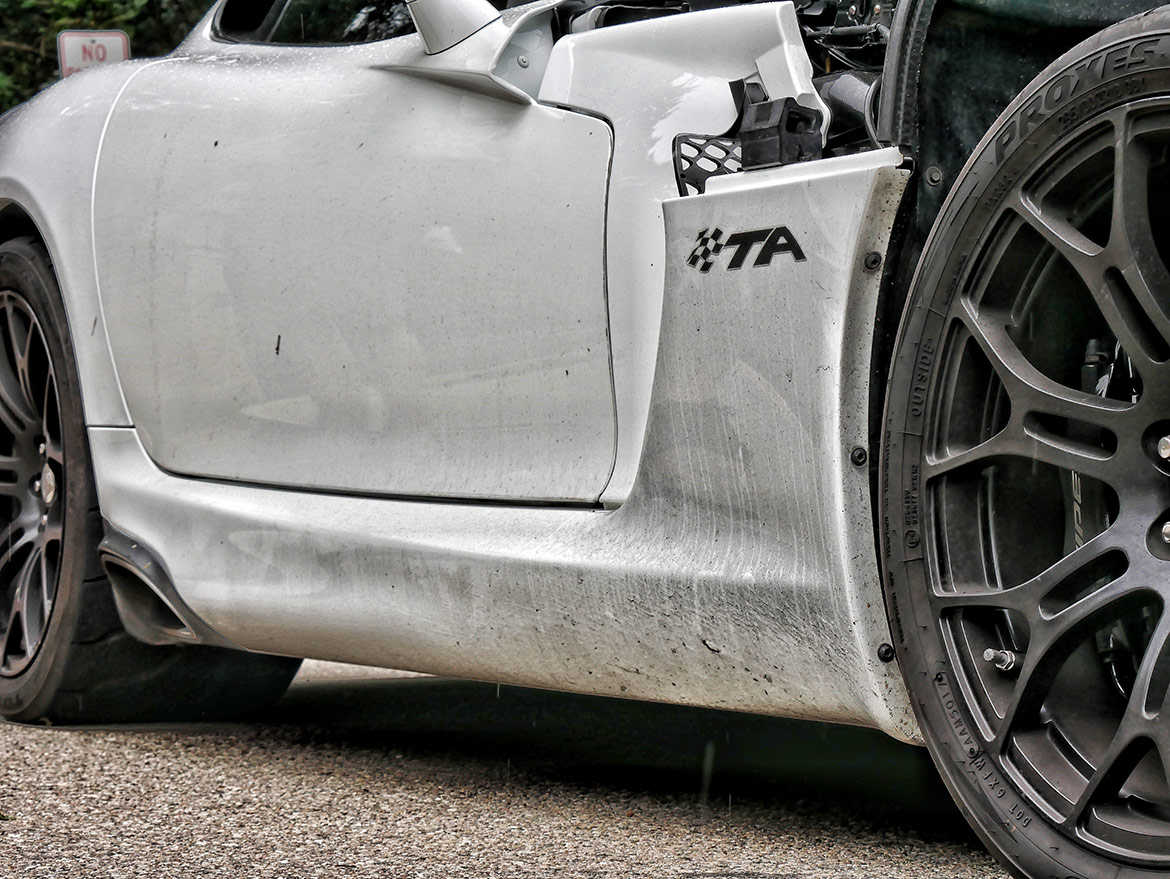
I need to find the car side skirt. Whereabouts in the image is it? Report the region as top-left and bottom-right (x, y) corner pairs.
(89, 147), (918, 742)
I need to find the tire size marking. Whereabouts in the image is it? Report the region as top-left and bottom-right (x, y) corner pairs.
(1007, 800), (1032, 829)
(902, 464), (920, 530)
(983, 168), (1021, 215)
(1056, 76), (1146, 134)
(995, 35), (1168, 165)
(933, 673), (1034, 828)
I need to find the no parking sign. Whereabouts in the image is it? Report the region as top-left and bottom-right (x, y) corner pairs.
(57, 31), (130, 78)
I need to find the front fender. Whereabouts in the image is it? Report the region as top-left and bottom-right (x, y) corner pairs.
(0, 60), (167, 429)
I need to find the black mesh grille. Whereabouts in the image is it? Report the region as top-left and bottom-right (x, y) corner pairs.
(673, 134), (743, 197)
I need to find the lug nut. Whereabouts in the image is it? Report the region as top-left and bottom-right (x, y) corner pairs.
(37, 442), (45, 456)
(1159, 436), (1170, 459)
(39, 465), (55, 506)
(1162, 522), (1170, 544)
(983, 647), (1019, 671)
(40, 515), (46, 528)
(33, 479), (40, 495)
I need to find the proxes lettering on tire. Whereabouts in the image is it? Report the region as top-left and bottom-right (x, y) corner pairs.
(686, 226), (806, 274)
(995, 36), (1170, 164)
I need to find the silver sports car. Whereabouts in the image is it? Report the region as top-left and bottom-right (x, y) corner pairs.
(0, 0), (1167, 875)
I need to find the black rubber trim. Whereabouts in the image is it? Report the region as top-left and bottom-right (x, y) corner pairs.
(876, 0), (937, 147)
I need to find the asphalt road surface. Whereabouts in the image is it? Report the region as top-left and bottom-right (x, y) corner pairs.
(1, 661), (1005, 879)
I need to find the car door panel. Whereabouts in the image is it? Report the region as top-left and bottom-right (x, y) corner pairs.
(93, 45), (616, 502)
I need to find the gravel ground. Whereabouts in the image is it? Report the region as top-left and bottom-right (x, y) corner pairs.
(0, 662), (1005, 879)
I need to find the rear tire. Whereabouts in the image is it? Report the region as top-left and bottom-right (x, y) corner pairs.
(882, 10), (1170, 879)
(0, 236), (300, 724)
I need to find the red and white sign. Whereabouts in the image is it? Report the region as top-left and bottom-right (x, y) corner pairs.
(57, 30), (130, 79)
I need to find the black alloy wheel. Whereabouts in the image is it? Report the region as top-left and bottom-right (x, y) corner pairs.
(0, 290), (64, 678)
(883, 11), (1170, 879)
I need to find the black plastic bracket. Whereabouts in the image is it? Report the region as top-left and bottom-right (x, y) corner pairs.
(739, 98), (825, 169)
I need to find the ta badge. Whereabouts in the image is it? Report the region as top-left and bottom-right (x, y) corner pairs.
(687, 226), (806, 274)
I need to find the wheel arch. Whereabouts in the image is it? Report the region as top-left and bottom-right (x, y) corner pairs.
(0, 187), (130, 432)
(0, 202), (42, 246)
(0, 64), (151, 432)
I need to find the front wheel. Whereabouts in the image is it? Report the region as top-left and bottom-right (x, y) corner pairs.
(883, 10), (1170, 879)
(0, 236), (301, 724)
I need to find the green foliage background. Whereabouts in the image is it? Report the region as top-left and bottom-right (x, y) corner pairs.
(1, 0), (210, 110)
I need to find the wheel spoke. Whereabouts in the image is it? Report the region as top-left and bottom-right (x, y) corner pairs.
(39, 546), (54, 616)
(924, 431), (1015, 480)
(0, 456), (26, 499)
(957, 300), (1130, 428)
(1007, 110), (1170, 370)
(1020, 415), (1117, 480)
(1107, 109), (1170, 361)
(924, 420), (1113, 482)
(1065, 613), (1170, 828)
(0, 522), (37, 578)
(932, 531), (1118, 613)
(1034, 572), (1149, 658)
(39, 369), (56, 445)
(9, 544), (38, 661)
(0, 346), (34, 437)
(1008, 192), (1156, 365)
(19, 545), (44, 649)
(41, 518), (61, 546)
(4, 299), (35, 418)
(1010, 191), (1103, 283)
(991, 572), (1153, 749)
(1066, 725), (1151, 829)
(1129, 610), (1170, 722)
(43, 435), (63, 468)
(1, 585), (22, 659)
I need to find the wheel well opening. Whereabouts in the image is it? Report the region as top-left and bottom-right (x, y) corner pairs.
(0, 204), (44, 251)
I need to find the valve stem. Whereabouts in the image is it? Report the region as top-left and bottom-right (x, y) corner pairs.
(983, 648), (1019, 671)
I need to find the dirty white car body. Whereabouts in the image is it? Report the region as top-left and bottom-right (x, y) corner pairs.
(0, 0), (918, 737)
(15, 0), (1170, 874)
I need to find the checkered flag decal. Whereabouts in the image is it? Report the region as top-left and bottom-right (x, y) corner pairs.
(687, 227), (724, 273)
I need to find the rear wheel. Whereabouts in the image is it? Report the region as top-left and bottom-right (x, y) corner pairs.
(883, 11), (1170, 879)
(0, 236), (300, 724)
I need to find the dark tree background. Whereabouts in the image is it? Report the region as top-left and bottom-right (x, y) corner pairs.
(1, 0), (210, 110)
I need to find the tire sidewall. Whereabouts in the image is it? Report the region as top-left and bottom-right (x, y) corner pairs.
(0, 239), (95, 721)
(882, 14), (1170, 879)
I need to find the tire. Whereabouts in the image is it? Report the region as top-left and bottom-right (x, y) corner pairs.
(0, 236), (301, 724)
(882, 10), (1170, 879)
